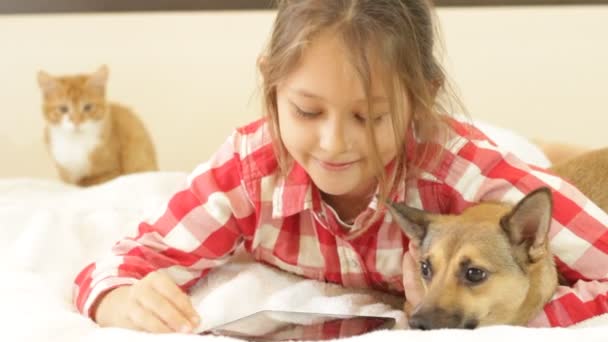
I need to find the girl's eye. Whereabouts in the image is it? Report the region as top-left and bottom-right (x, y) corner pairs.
(293, 105), (321, 118)
(354, 113), (367, 123)
(58, 105), (69, 114)
(354, 113), (387, 124)
(374, 113), (387, 122)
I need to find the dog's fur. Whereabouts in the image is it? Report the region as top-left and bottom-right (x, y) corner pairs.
(387, 148), (608, 329)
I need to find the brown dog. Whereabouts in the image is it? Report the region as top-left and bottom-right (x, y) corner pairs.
(387, 148), (608, 329)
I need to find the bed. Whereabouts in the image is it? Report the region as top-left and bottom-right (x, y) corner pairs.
(1, 124), (607, 342)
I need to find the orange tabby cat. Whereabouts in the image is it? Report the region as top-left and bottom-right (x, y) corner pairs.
(37, 65), (158, 186)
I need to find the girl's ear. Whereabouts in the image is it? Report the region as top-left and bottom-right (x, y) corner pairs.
(429, 78), (442, 99)
(257, 55), (268, 76)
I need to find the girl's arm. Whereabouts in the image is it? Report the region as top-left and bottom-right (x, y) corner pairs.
(73, 131), (257, 319)
(436, 129), (608, 327)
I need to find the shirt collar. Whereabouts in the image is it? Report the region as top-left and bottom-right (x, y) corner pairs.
(272, 161), (321, 218)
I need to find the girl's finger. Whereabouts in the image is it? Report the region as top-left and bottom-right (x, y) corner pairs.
(126, 300), (173, 334)
(135, 283), (194, 333)
(150, 271), (200, 326)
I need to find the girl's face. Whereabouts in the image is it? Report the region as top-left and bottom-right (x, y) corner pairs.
(276, 31), (412, 199)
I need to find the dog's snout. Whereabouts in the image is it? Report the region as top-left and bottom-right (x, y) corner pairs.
(408, 307), (466, 330)
(408, 316), (432, 330)
(464, 319), (479, 329)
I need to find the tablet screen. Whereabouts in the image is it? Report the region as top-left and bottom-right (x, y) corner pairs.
(200, 310), (395, 341)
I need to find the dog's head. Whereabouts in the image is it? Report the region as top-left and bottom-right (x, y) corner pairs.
(387, 187), (558, 329)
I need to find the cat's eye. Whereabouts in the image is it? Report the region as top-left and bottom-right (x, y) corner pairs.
(420, 260), (433, 280)
(82, 103), (94, 112)
(465, 267), (487, 284)
(58, 105), (69, 114)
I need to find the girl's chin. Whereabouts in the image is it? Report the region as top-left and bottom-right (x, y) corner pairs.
(313, 177), (375, 198)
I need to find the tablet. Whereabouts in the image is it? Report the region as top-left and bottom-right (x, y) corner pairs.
(200, 310), (395, 341)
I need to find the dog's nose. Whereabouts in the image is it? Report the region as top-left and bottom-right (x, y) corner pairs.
(464, 319), (479, 329)
(408, 316), (431, 330)
(408, 308), (466, 330)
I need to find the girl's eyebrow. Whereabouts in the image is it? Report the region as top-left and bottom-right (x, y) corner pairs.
(289, 87), (388, 104)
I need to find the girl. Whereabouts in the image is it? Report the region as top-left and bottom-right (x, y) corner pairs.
(74, 0), (608, 333)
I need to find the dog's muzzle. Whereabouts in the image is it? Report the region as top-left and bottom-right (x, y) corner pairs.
(408, 307), (479, 330)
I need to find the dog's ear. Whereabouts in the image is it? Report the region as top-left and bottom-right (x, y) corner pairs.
(385, 201), (430, 245)
(500, 187), (553, 263)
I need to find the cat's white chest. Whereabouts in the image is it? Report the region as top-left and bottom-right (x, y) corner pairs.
(48, 119), (104, 182)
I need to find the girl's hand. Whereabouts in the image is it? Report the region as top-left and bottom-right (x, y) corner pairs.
(94, 270), (200, 333)
(402, 241), (425, 317)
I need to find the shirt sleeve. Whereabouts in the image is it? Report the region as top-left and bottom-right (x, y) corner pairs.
(72, 131), (257, 318)
(437, 136), (608, 327)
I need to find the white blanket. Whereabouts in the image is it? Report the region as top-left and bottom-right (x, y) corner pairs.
(0, 171), (607, 342)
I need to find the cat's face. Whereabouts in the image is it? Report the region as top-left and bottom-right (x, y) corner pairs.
(38, 66), (109, 131)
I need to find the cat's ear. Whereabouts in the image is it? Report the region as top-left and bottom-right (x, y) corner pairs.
(87, 65), (109, 89)
(37, 71), (59, 94)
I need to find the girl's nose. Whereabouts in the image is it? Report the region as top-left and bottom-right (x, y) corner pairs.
(319, 117), (350, 154)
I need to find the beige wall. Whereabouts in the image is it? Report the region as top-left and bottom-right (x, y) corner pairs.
(1, 6), (607, 180)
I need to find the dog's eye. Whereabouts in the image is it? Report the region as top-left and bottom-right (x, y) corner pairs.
(465, 268), (487, 284)
(420, 261), (432, 280)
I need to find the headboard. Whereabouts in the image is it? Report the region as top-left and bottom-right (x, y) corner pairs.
(1, 0), (607, 14)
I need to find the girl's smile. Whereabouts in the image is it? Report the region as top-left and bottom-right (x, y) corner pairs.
(315, 158), (361, 172)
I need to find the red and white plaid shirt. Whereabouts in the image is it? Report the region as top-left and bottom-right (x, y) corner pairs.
(74, 117), (608, 327)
